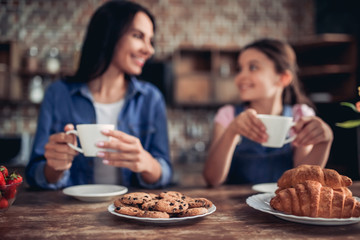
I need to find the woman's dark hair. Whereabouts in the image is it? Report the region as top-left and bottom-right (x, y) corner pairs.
(240, 38), (314, 109)
(68, 0), (155, 82)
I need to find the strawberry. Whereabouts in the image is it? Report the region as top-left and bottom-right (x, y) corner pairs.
(4, 188), (17, 199)
(0, 197), (9, 209)
(0, 165), (8, 178)
(0, 172), (6, 190)
(6, 172), (23, 185)
(4, 172), (22, 199)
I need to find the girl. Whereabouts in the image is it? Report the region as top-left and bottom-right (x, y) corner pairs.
(203, 39), (333, 187)
(26, 0), (172, 189)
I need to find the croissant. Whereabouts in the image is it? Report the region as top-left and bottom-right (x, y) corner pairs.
(333, 187), (353, 198)
(270, 180), (360, 218)
(276, 165), (352, 194)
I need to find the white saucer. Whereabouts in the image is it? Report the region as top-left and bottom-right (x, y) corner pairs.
(63, 184), (128, 202)
(252, 183), (278, 193)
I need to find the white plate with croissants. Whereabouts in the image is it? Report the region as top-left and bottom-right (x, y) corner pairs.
(246, 165), (360, 225)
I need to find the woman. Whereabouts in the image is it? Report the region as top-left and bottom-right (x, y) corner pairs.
(26, 0), (172, 189)
(203, 39), (333, 187)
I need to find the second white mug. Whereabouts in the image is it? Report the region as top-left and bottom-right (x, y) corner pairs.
(257, 114), (296, 148)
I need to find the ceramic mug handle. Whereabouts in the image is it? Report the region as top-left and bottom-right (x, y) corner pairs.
(65, 130), (84, 153)
(283, 122), (297, 145)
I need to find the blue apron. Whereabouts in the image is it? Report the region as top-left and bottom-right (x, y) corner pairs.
(226, 104), (294, 184)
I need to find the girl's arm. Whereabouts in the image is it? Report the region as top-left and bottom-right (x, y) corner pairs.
(203, 123), (240, 187)
(292, 116), (333, 168)
(203, 109), (267, 187)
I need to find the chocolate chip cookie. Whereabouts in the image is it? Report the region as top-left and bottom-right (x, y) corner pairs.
(178, 207), (208, 217)
(148, 193), (160, 200)
(159, 191), (184, 199)
(155, 198), (189, 213)
(120, 192), (152, 205)
(141, 210), (170, 218)
(187, 197), (213, 208)
(114, 198), (128, 208)
(115, 206), (145, 216)
(141, 199), (158, 211)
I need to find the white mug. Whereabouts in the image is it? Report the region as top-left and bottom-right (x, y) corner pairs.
(257, 114), (296, 148)
(66, 124), (115, 157)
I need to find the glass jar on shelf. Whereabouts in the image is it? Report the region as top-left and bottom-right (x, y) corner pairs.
(28, 75), (44, 104)
(45, 47), (61, 75)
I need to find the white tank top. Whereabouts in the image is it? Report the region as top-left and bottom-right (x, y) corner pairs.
(93, 99), (124, 185)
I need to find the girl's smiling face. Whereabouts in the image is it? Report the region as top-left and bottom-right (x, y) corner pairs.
(235, 48), (284, 103)
(110, 11), (155, 75)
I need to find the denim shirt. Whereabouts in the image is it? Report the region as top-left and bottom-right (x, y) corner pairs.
(226, 104), (294, 184)
(25, 76), (172, 190)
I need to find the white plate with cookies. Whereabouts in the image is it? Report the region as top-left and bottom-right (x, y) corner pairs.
(108, 203), (216, 223)
(246, 193), (360, 226)
(108, 191), (216, 223)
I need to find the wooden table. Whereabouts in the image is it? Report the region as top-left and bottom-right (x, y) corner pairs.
(1, 182), (360, 240)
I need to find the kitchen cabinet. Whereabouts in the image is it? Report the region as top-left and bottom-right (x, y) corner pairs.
(0, 41), (72, 106)
(292, 33), (357, 103)
(0, 41), (71, 137)
(173, 47), (240, 107)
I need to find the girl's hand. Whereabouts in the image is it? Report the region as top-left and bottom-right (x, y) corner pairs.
(44, 124), (79, 171)
(229, 108), (268, 143)
(96, 130), (154, 173)
(292, 116), (333, 147)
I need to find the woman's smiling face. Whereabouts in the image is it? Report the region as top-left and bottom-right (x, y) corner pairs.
(111, 11), (155, 75)
(234, 48), (283, 102)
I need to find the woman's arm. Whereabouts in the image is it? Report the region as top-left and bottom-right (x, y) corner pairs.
(26, 83), (75, 189)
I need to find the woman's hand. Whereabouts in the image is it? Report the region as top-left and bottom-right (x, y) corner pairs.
(96, 130), (157, 173)
(229, 108), (267, 143)
(96, 129), (162, 184)
(44, 124), (79, 171)
(292, 116), (333, 147)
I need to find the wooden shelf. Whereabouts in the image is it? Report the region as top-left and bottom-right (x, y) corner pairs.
(175, 72), (211, 78)
(299, 64), (355, 77)
(19, 70), (74, 79)
(173, 47), (240, 106)
(292, 34), (355, 49)
(0, 99), (41, 107)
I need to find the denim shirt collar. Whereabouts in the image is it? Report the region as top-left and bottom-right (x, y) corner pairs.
(67, 75), (145, 101)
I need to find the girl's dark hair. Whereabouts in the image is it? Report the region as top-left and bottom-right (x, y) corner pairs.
(68, 0), (155, 82)
(240, 38), (314, 109)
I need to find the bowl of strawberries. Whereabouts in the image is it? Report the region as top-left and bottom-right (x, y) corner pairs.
(0, 165), (23, 212)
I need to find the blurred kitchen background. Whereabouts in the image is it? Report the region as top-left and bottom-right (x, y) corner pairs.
(1, 0), (360, 186)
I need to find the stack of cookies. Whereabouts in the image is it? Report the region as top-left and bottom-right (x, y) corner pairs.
(113, 191), (213, 218)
